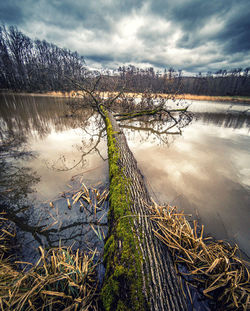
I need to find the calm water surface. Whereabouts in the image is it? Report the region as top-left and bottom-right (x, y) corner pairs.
(125, 100), (250, 257)
(0, 94), (249, 261)
(0, 93), (108, 264)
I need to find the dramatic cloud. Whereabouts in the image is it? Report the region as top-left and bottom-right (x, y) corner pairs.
(1, 0), (249, 73)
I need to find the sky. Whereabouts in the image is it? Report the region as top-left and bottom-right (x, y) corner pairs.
(1, 0), (250, 73)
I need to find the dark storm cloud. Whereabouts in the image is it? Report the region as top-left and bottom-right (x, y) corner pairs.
(214, 8), (250, 54)
(49, 0), (144, 30)
(6, 0), (145, 32)
(0, 0), (249, 73)
(86, 54), (114, 63)
(43, 1), (111, 31)
(150, 0), (232, 30)
(175, 0), (250, 52)
(0, 1), (24, 24)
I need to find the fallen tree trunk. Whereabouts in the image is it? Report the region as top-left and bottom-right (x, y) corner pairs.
(101, 108), (187, 311)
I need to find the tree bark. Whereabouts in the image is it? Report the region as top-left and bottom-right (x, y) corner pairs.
(101, 109), (187, 311)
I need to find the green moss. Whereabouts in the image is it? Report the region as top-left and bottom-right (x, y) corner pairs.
(100, 107), (149, 311)
(116, 300), (129, 311)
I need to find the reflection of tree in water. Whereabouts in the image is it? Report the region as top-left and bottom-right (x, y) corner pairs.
(0, 92), (193, 171)
(0, 130), (39, 208)
(51, 94), (194, 171)
(0, 130), (42, 256)
(0, 94), (84, 139)
(47, 107), (108, 171)
(119, 110), (193, 145)
(0, 129), (108, 264)
(196, 111), (250, 129)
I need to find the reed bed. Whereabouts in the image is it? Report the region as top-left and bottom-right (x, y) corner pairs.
(71, 184), (109, 241)
(0, 182), (106, 310)
(0, 212), (15, 256)
(57, 182), (109, 241)
(149, 200), (250, 310)
(0, 245), (98, 311)
(71, 183), (109, 216)
(55, 182), (109, 217)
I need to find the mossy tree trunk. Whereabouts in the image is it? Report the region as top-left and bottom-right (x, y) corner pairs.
(101, 108), (187, 311)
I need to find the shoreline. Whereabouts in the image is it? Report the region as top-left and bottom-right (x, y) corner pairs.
(175, 93), (250, 102)
(1, 90), (250, 103)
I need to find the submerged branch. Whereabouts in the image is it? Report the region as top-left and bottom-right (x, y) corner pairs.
(114, 107), (188, 121)
(120, 124), (182, 136)
(114, 107), (188, 118)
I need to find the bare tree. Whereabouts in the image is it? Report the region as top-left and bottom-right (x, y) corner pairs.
(0, 25), (85, 91)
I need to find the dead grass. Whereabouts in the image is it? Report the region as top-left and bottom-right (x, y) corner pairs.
(3, 90), (250, 102)
(55, 182), (109, 216)
(149, 200), (250, 310)
(0, 183), (107, 310)
(0, 246), (98, 311)
(0, 213), (15, 257)
(0, 213), (99, 311)
(71, 183), (109, 215)
(53, 182), (109, 241)
(175, 94), (250, 102)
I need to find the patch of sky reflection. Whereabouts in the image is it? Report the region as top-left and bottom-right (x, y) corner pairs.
(0, 94), (249, 261)
(0, 94), (108, 265)
(124, 101), (250, 257)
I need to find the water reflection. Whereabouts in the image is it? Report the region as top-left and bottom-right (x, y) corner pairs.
(0, 94), (108, 263)
(196, 112), (250, 129)
(125, 102), (250, 257)
(0, 94), (77, 138)
(15, 177), (109, 264)
(0, 94), (249, 261)
(0, 130), (39, 207)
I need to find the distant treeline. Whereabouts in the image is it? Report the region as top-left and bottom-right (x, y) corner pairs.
(113, 65), (250, 96)
(0, 25), (250, 96)
(0, 25), (85, 91)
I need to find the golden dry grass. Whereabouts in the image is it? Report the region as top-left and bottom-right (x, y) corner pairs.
(0, 213), (15, 257)
(4, 90), (250, 102)
(0, 246), (98, 311)
(149, 200), (250, 310)
(175, 94), (250, 102)
(0, 213), (99, 311)
(71, 183), (109, 214)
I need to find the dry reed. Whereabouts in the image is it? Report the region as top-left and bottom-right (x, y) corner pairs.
(0, 187), (102, 311)
(149, 200), (250, 310)
(0, 212), (15, 256)
(71, 183), (109, 241)
(0, 243), (98, 310)
(57, 182), (109, 218)
(71, 183), (109, 214)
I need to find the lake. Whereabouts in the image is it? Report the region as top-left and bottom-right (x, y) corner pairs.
(0, 93), (249, 262)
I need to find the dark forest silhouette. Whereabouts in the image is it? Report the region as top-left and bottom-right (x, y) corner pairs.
(0, 25), (85, 91)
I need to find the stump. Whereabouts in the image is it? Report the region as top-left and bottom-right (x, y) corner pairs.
(101, 108), (187, 311)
